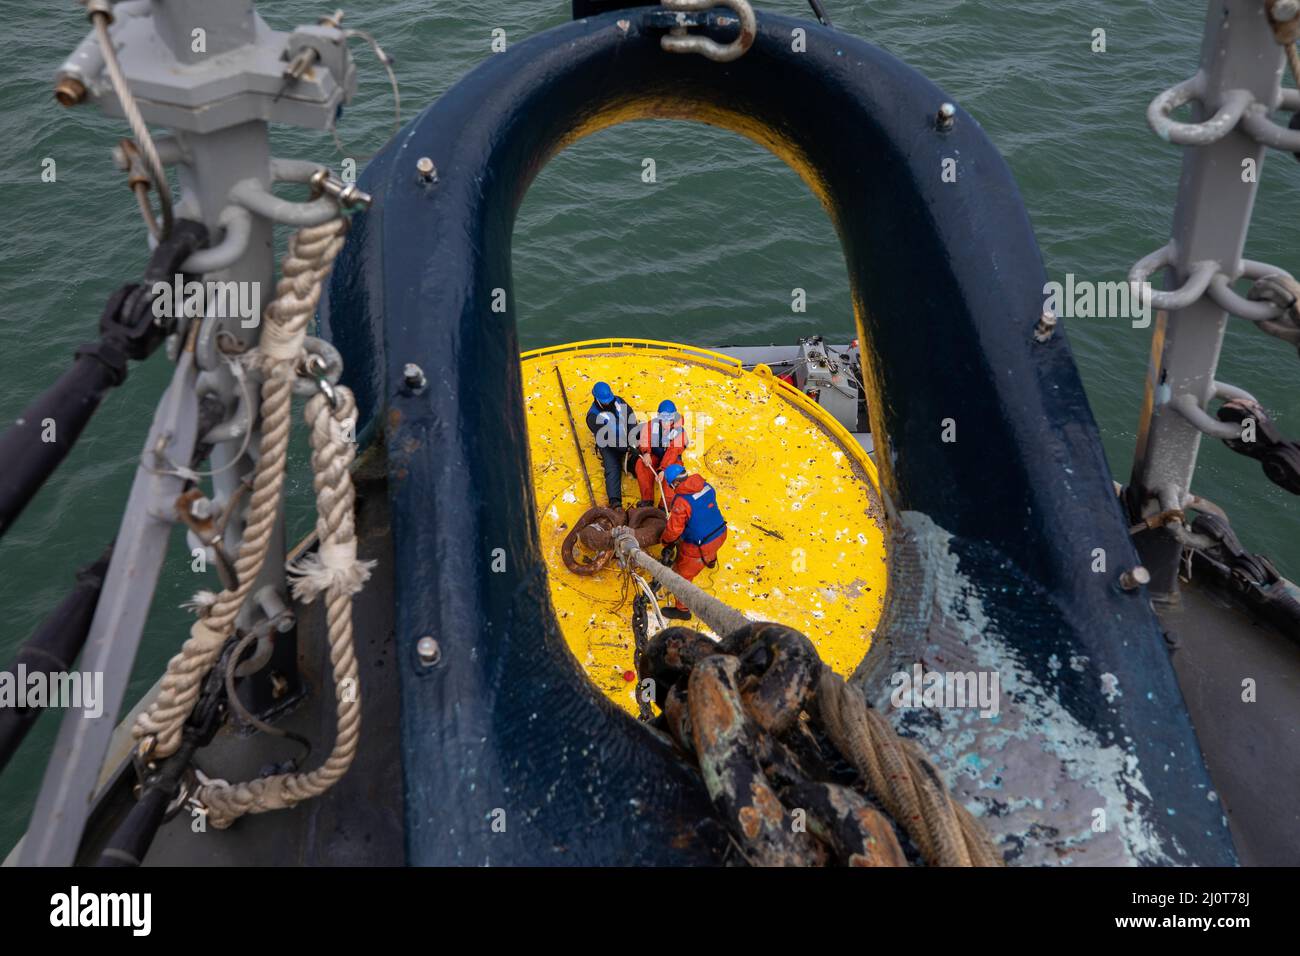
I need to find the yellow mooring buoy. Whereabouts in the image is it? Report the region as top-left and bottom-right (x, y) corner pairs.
(521, 339), (888, 714)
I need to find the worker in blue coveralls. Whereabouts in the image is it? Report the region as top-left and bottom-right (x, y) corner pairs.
(584, 381), (638, 510)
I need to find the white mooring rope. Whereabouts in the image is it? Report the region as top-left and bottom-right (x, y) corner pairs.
(132, 215), (372, 827)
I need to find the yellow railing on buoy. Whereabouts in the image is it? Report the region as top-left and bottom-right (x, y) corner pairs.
(522, 337), (879, 485)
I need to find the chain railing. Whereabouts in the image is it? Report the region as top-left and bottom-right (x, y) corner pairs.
(1133, 84), (1300, 352)
(1123, 1), (1300, 599)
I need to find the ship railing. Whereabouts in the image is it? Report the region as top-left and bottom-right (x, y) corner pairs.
(522, 337), (874, 474)
(1124, 0), (1300, 600)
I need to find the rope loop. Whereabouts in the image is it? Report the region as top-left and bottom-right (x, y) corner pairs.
(135, 213), (366, 834)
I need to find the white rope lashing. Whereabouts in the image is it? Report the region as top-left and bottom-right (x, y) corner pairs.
(197, 386), (372, 827)
(132, 215), (372, 826)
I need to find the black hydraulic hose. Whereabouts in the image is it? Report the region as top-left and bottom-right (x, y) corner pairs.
(1273, 589), (1300, 637)
(96, 738), (197, 867)
(95, 640), (230, 866)
(0, 345), (127, 538)
(0, 219), (207, 539)
(0, 543), (113, 774)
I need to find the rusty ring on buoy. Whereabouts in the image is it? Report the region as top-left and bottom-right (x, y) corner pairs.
(562, 507), (623, 575)
(625, 505), (668, 545)
(563, 506), (668, 575)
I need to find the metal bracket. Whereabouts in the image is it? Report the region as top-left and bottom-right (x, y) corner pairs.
(22, 0), (368, 864)
(19, 352), (200, 866)
(61, 2), (356, 134)
(654, 1), (756, 63)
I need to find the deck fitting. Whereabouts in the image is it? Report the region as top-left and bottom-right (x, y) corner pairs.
(1034, 309), (1058, 343)
(416, 636), (441, 666)
(403, 362), (427, 393)
(1120, 565), (1151, 591)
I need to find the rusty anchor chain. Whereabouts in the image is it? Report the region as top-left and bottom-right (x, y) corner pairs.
(638, 622), (981, 867)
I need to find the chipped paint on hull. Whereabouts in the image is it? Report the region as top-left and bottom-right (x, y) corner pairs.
(853, 511), (1183, 866)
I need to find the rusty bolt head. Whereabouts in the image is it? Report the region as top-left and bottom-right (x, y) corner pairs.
(1034, 308), (1058, 343)
(415, 156), (438, 182)
(417, 636), (441, 666)
(404, 362), (427, 392)
(1119, 566), (1151, 591)
(936, 102), (956, 131)
(54, 75), (87, 107)
(189, 496), (215, 521)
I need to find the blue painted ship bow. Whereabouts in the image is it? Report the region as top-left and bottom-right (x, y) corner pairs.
(322, 7), (1236, 865)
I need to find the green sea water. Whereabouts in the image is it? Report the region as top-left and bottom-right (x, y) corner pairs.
(1, 1), (1297, 852)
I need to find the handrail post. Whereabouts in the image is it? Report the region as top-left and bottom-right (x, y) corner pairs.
(1129, 0), (1285, 601)
(20, 0), (354, 865)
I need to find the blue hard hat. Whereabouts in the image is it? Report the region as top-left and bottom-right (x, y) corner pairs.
(592, 381), (614, 405)
(664, 464), (686, 486)
(657, 399), (678, 421)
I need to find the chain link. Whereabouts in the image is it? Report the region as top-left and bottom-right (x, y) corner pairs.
(641, 623), (913, 866)
(1149, 75), (1300, 153)
(1127, 247), (1300, 351)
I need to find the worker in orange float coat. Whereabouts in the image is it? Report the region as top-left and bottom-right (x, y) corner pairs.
(635, 400), (688, 508)
(658, 463), (727, 622)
